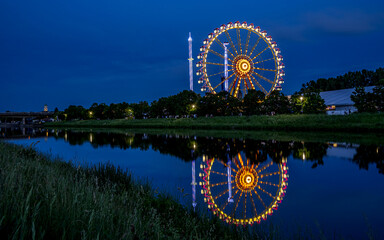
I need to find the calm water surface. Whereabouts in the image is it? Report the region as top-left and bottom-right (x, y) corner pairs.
(2, 127), (384, 239)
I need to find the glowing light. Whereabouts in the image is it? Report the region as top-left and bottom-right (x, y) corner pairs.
(200, 154), (288, 225)
(197, 22), (284, 97)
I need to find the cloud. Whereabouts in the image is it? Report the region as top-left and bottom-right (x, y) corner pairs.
(305, 9), (383, 35)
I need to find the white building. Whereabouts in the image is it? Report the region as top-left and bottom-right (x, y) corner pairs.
(319, 86), (375, 115)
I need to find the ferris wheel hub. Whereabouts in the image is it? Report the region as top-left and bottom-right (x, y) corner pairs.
(233, 55), (253, 77)
(236, 167), (258, 191)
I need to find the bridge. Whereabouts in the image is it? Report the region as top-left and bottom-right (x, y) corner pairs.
(0, 112), (54, 125)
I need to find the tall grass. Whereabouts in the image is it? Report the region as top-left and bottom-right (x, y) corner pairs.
(0, 142), (259, 239)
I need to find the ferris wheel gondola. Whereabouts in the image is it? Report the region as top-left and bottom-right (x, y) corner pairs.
(199, 153), (288, 225)
(197, 22), (284, 97)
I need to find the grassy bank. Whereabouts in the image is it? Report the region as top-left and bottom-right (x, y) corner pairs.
(0, 142), (261, 239)
(45, 113), (384, 133)
(47, 127), (384, 145)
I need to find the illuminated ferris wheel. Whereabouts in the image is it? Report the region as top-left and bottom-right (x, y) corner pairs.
(199, 153), (288, 225)
(196, 21), (284, 97)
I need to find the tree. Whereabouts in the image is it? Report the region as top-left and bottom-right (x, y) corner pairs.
(131, 101), (150, 119)
(150, 97), (169, 118)
(289, 94), (304, 114)
(351, 87), (376, 113)
(302, 92), (326, 114)
(197, 93), (218, 116)
(372, 82), (384, 112)
(263, 91), (290, 115)
(197, 91), (242, 117)
(64, 105), (87, 120)
(89, 103), (109, 119)
(243, 89), (265, 116)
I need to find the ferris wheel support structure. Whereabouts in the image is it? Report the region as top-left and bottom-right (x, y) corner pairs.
(197, 22), (285, 97)
(224, 42), (229, 91)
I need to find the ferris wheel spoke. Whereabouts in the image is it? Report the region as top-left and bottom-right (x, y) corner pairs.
(253, 72), (275, 85)
(214, 38), (236, 59)
(245, 30), (251, 54)
(236, 28), (242, 54)
(254, 67), (277, 72)
(249, 36), (262, 57)
(231, 191), (243, 218)
(234, 77), (242, 98)
(243, 78), (249, 93)
(256, 185), (274, 198)
(243, 192), (247, 219)
(253, 189), (267, 210)
(214, 188), (229, 200)
(249, 191), (258, 216)
(245, 76), (256, 90)
(250, 75), (268, 94)
(222, 188), (239, 211)
(224, 31), (239, 56)
(212, 72), (236, 91)
(206, 69), (233, 78)
(254, 57), (275, 65)
(251, 46), (270, 61)
(257, 161), (273, 174)
(208, 48), (229, 60)
(260, 171), (280, 179)
(233, 153), (242, 170)
(211, 170), (229, 177)
(237, 153), (244, 167)
(206, 62), (226, 66)
(259, 180), (279, 187)
(211, 180), (234, 188)
(229, 76), (238, 97)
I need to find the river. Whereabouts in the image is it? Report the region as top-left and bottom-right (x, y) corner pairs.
(2, 127), (384, 239)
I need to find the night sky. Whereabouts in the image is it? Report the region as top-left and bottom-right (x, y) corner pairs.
(1, 0), (383, 112)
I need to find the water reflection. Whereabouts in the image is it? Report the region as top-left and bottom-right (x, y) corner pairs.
(199, 152), (288, 225)
(1, 128), (383, 175)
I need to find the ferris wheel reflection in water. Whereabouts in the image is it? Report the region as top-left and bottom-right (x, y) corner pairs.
(194, 150), (288, 226)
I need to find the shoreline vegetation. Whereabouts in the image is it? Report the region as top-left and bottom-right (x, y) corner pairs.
(0, 138), (378, 239)
(45, 113), (384, 133)
(44, 127), (384, 145)
(0, 142), (262, 239)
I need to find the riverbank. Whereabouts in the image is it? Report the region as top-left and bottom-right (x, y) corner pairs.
(0, 142), (262, 239)
(45, 113), (384, 133)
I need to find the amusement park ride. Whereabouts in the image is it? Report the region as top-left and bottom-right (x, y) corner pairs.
(192, 21), (284, 97)
(188, 22), (288, 226)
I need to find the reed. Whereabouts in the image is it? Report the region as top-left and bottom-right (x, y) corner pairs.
(0, 142), (260, 239)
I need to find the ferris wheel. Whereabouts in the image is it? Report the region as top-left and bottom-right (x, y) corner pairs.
(199, 153), (288, 225)
(196, 21), (284, 97)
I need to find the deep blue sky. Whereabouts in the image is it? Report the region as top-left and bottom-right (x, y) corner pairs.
(1, 0), (383, 112)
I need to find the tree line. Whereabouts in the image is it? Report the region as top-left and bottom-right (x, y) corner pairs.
(300, 67), (384, 93)
(54, 130), (384, 174)
(57, 66), (384, 120)
(57, 89), (326, 121)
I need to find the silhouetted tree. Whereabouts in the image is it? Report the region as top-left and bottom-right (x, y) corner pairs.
(131, 101), (150, 119)
(263, 90), (290, 115)
(64, 105), (87, 120)
(243, 89), (265, 115)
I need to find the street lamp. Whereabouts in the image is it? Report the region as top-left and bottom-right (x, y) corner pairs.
(299, 96), (304, 114)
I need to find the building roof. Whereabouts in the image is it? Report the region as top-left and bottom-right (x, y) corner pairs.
(319, 86), (375, 106)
